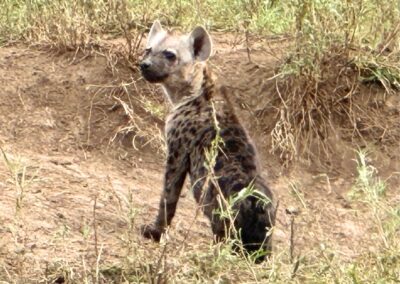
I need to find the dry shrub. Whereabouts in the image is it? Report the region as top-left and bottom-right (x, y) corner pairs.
(110, 85), (166, 153)
(86, 76), (166, 154)
(270, 46), (399, 165)
(271, 46), (351, 162)
(267, 0), (400, 165)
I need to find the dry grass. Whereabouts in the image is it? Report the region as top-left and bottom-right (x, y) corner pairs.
(1, 146), (398, 283)
(0, 0), (399, 283)
(1, 0), (398, 163)
(270, 47), (400, 164)
(266, 0), (400, 164)
(85, 78), (166, 154)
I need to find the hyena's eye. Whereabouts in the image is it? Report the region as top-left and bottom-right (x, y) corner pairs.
(162, 50), (176, 61)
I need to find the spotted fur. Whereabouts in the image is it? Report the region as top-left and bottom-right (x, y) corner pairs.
(140, 21), (275, 260)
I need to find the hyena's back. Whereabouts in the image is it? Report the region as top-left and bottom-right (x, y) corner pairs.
(168, 87), (275, 256)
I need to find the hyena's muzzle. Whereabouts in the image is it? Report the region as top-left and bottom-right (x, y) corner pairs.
(139, 57), (169, 83)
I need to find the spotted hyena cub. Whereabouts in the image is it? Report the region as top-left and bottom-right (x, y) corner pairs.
(140, 21), (275, 259)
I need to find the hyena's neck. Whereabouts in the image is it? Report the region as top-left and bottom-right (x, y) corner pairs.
(161, 63), (215, 106)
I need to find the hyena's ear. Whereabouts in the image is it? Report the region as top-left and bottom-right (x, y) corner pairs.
(189, 26), (212, 61)
(147, 20), (164, 47)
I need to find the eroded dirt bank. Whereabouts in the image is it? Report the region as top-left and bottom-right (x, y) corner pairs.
(0, 39), (398, 282)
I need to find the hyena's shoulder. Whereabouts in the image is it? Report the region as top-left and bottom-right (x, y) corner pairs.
(165, 96), (213, 137)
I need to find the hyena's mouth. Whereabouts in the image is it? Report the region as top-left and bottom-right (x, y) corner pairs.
(141, 70), (169, 83)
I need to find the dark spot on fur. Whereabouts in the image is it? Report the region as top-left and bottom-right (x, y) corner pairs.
(170, 128), (177, 137)
(166, 168), (176, 178)
(191, 100), (200, 107)
(243, 161), (256, 172)
(194, 139), (201, 147)
(232, 127), (243, 137)
(235, 154), (245, 162)
(167, 155), (175, 165)
(220, 127), (232, 137)
(198, 167), (206, 176)
(218, 177), (230, 189)
(232, 183), (244, 192)
(225, 139), (239, 152)
(190, 127), (196, 135)
(197, 126), (216, 142)
(255, 202), (266, 214)
(227, 167), (239, 175)
(214, 159), (224, 171)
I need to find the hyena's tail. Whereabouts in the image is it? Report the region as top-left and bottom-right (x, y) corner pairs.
(235, 183), (275, 261)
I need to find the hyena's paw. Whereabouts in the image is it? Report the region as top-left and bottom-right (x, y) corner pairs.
(141, 224), (163, 242)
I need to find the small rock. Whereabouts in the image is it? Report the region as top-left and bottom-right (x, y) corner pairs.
(14, 247), (25, 254)
(285, 206), (300, 216)
(56, 212), (65, 219)
(27, 243), (37, 250)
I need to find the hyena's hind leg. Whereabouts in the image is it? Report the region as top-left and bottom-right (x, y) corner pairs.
(209, 202), (273, 263)
(236, 187), (275, 262)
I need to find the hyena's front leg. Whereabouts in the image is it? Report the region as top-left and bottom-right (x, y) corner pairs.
(141, 146), (189, 242)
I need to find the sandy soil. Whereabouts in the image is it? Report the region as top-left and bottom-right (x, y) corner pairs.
(0, 36), (398, 282)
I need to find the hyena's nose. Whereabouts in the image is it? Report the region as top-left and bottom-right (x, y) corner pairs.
(139, 61), (151, 71)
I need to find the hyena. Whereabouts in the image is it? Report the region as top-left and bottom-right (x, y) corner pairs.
(139, 21), (276, 260)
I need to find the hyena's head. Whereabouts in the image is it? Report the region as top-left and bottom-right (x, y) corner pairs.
(139, 21), (212, 104)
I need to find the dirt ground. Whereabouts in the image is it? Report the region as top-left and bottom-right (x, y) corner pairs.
(0, 35), (399, 282)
